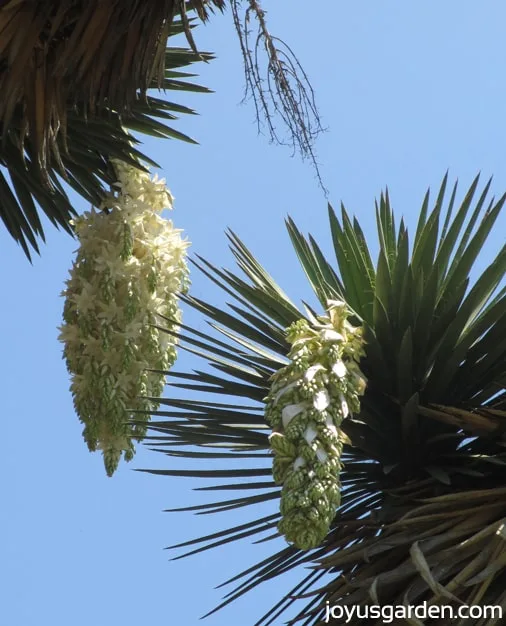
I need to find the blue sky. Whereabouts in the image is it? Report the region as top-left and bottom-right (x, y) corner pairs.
(2, 2), (506, 625)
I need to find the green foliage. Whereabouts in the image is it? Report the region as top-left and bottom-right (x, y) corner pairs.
(0, 20), (213, 259)
(140, 176), (506, 624)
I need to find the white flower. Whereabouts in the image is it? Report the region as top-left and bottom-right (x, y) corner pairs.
(293, 457), (306, 470)
(303, 423), (318, 444)
(321, 329), (344, 342)
(313, 389), (330, 411)
(282, 403), (306, 428)
(315, 446), (328, 463)
(332, 359), (348, 379)
(339, 393), (349, 418)
(304, 364), (325, 382)
(274, 381), (298, 404)
(59, 160), (189, 476)
(325, 414), (338, 437)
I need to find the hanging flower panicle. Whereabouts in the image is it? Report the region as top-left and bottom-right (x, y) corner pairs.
(265, 300), (366, 550)
(59, 160), (189, 476)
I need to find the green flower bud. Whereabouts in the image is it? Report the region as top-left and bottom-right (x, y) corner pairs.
(265, 300), (366, 550)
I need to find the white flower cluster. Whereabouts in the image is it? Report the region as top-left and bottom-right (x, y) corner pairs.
(59, 160), (189, 476)
(265, 300), (366, 550)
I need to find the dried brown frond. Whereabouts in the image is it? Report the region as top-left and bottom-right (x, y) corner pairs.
(305, 485), (506, 625)
(420, 405), (506, 438)
(229, 0), (327, 193)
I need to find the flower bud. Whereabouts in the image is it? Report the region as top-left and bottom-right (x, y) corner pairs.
(59, 161), (189, 476)
(265, 300), (366, 550)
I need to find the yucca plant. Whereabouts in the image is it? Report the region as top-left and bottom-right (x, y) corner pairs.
(139, 174), (506, 625)
(1, 1), (325, 257)
(0, 12), (215, 259)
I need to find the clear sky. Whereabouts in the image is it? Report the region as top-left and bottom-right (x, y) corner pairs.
(2, 2), (506, 625)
